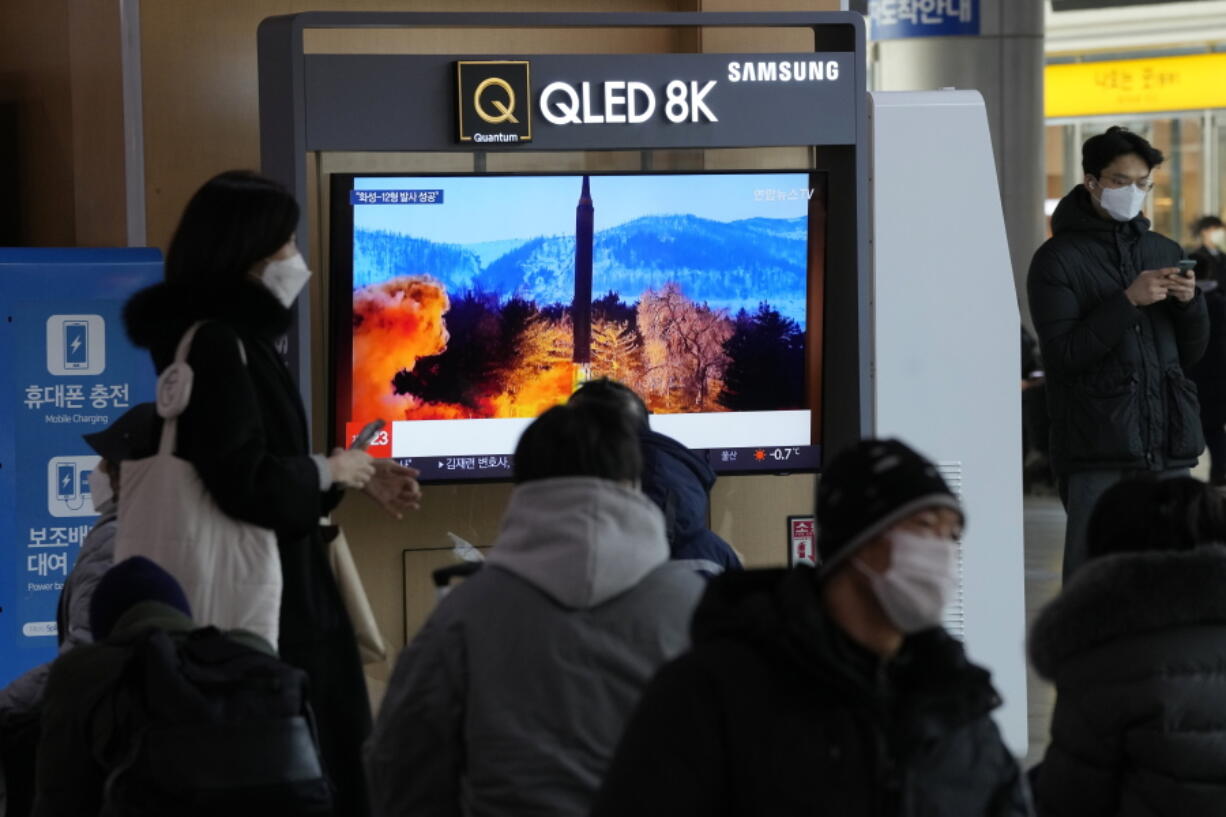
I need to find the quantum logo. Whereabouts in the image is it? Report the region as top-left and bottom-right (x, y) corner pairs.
(457, 61), (532, 144)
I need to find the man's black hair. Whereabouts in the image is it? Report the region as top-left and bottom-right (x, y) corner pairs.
(1081, 126), (1164, 178)
(568, 378), (650, 431)
(1192, 215), (1225, 238)
(513, 401), (642, 484)
(1085, 476), (1226, 561)
(165, 170), (300, 291)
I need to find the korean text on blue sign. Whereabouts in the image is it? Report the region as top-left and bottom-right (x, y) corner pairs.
(350, 190), (444, 205)
(0, 248), (162, 687)
(869, 0), (979, 40)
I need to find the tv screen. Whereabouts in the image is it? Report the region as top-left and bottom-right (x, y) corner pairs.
(330, 171), (826, 481)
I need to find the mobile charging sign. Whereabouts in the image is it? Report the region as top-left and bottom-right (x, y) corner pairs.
(0, 248), (161, 685)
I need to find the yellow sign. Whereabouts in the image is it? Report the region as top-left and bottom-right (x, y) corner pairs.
(1046, 53), (1226, 118)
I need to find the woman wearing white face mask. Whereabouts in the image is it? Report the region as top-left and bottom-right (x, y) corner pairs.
(123, 170), (418, 817)
(594, 438), (1029, 817)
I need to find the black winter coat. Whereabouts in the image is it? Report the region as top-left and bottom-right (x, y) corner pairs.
(640, 430), (742, 575)
(1029, 544), (1226, 817)
(124, 281), (371, 816)
(1187, 285), (1226, 425)
(592, 568), (1030, 817)
(1027, 186), (1208, 476)
(1190, 244), (1226, 289)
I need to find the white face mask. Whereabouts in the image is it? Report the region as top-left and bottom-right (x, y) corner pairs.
(1209, 228), (1226, 250)
(257, 253), (311, 308)
(88, 468), (114, 513)
(855, 530), (957, 634)
(1093, 180), (1148, 222)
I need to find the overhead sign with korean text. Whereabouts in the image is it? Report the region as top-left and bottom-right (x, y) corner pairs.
(868, 0), (979, 40)
(305, 52), (857, 152)
(0, 248), (161, 686)
(1046, 53), (1226, 118)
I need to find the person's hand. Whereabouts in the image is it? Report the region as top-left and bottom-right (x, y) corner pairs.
(362, 459), (423, 519)
(327, 447), (375, 489)
(1164, 268), (1197, 303)
(1124, 269), (1174, 306)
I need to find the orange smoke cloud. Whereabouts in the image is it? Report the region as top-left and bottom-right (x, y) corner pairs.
(352, 276), (450, 425)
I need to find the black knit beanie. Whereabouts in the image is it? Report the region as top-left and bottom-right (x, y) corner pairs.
(89, 556), (192, 641)
(816, 439), (962, 573)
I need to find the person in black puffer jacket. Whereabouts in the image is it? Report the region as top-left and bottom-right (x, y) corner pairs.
(1027, 126), (1208, 580)
(123, 171), (422, 817)
(1188, 215), (1226, 289)
(570, 379), (742, 576)
(593, 439), (1030, 817)
(1030, 475), (1226, 817)
(1186, 249), (1226, 485)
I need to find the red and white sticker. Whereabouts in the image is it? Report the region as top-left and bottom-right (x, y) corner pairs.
(788, 515), (817, 567)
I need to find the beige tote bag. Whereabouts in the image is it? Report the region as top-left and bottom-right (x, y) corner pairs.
(114, 322), (282, 647)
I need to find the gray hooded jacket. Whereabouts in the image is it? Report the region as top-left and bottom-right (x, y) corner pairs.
(366, 477), (705, 817)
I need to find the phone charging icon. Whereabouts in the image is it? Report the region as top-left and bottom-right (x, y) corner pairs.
(46, 314), (106, 376)
(47, 455), (100, 517)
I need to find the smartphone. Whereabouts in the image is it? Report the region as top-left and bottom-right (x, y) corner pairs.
(351, 418), (386, 451)
(63, 320), (89, 370)
(1176, 259), (1198, 277)
(56, 463), (77, 501)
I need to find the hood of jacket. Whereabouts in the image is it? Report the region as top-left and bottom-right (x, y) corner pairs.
(641, 430), (716, 546)
(1030, 544), (1226, 679)
(486, 477), (669, 609)
(1050, 184), (1151, 243)
(123, 279), (293, 357)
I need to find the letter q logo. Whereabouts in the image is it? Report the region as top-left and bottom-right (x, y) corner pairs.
(473, 77), (518, 124)
(456, 61), (532, 143)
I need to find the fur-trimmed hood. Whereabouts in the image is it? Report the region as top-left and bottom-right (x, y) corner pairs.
(1030, 544), (1226, 679)
(123, 279), (292, 362)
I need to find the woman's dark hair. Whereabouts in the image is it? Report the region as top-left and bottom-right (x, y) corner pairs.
(1085, 476), (1226, 560)
(1081, 126), (1164, 177)
(568, 378), (650, 430)
(1192, 215), (1225, 238)
(164, 170), (299, 290)
(513, 401), (642, 485)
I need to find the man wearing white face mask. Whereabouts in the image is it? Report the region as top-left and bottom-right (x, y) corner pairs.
(594, 438), (1030, 817)
(1028, 126), (1209, 580)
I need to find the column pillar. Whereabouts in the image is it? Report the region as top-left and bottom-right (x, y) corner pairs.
(871, 2), (1044, 327)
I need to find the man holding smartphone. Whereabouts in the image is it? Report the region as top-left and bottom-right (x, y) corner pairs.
(1028, 126), (1209, 579)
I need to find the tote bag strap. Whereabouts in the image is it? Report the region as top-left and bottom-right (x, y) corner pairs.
(154, 322), (207, 456)
(155, 322), (249, 456)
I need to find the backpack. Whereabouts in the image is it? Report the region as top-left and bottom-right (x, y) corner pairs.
(100, 626), (333, 817)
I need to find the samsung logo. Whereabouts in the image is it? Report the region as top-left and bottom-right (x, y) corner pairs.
(727, 60), (840, 83)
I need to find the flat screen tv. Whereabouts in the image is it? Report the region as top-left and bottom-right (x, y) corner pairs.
(330, 171), (826, 482)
